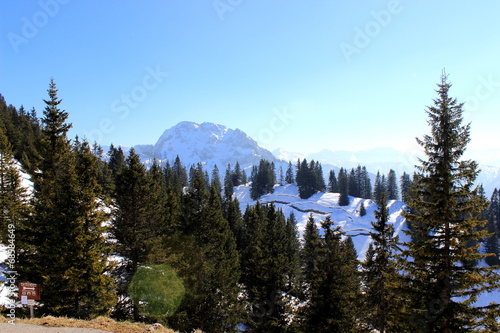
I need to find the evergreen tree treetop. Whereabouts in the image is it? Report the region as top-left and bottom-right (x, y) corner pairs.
(42, 78), (72, 139)
(401, 72), (499, 331)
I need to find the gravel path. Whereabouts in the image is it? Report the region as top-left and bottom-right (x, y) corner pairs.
(0, 323), (108, 333)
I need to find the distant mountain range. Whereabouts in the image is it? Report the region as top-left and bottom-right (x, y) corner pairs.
(110, 121), (500, 196)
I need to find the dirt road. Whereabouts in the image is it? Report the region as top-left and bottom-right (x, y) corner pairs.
(0, 323), (108, 333)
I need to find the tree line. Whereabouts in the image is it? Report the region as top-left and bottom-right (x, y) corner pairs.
(0, 74), (499, 332)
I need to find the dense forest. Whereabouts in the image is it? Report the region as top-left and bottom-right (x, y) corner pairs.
(1, 75), (499, 332)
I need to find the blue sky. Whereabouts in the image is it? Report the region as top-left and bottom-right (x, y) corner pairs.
(1, 0), (499, 156)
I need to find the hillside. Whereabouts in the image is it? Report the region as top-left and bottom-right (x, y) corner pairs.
(235, 183), (408, 260)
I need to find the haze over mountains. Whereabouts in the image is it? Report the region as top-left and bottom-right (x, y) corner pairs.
(118, 121), (500, 196)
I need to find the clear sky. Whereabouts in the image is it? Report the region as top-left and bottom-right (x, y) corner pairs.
(1, 0), (499, 157)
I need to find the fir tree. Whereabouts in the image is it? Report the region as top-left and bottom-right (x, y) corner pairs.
(305, 216), (361, 332)
(21, 80), (115, 317)
(223, 163), (234, 200)
(250, 159), (276, 200)
(0, 127), (30, 244)
(233, 161), (243, 186)
(108, 144), (126, 180)
(400, 172), (412, 203)
(296, 159), (315, 199)
(240, 203), (298, 332)
(359, 201), (367, 217)
(338, 168), (349, 206)
(164, 156), (188, 198)
(70, 139), (116, 317)
(92, 142), (115, 198)
(313, 160), (326, 192)
(112, 149), (154, 282)
(401, 72), (500, 331)
(373, 171), (387, 203)
(175, 185), (241, 333)
(301, 213), (322, 296)
(211, 164), (222, 193)
(362, 193), (402, 332)
(485, 189), (500, 266)
(360, 166), (372, 199)
(348, 168), (360, 198)
(328, 169), (338, 193)
(285, 161), (294, 184)
(386, 169), (399, 200)
(284, 212), (301, 295)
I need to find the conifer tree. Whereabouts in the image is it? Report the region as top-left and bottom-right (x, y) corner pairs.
(305, 216), (361, 332)
(223, 163), (234, 200)
(296, 159), (315, 199)
(301, 214), (321, 292)
(223, 196), (244, 250)
(373, 171), (386, 203)
(359, 166), (372, 199)
(0, 127), (30, 244)
(347, 168), (358, 197)
(240, 203), (298, 332)
(164, 156), (188, 198)
(21, 80), (115, 317)
(485, 189), (500, 266)
(113, 149), (153, 275)
(338, 168), (349, 206)
(211, 164), (222, 193)
(313, 160), (326, 192)
(401, 73), (500, 331)
(148, 159), (181, 236)
(328, 169), (338, 193)
(250, 159), (276, 200)
(70, 139), (116, 317)
(285, 161), (294, 184)
(176, 184), (241, 333)
(400, 172), (412, 203)
(386, 169), (399, 200)
(108, 144), (126, 180)
(362, 193), (402, 332)
(278, 165), (284, 186)
(233, 161), (243, 186)
(92, 143), (115, 198)
(284, 212), (301, 294)
(359, 201), (366, 217)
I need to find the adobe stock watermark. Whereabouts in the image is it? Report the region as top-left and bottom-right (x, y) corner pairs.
(257, 107), (297, 146)
(4, 223), (18, 324)
(339, 0), (403, 64)
(463, 74), (499, 118)
(83, 64), (168, 144)
(213, 0), (243, 21)
(7, 0), (71, 54)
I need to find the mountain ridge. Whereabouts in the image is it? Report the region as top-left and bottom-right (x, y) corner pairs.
(109, 121), (500, 195)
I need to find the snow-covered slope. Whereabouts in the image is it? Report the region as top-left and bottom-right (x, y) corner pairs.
(235, 184), (499, 307)
(133, 121), (278, 168)
(235, 184), (408, 260)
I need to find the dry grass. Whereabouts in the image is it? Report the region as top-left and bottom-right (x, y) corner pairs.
(0, 315), (205, 333)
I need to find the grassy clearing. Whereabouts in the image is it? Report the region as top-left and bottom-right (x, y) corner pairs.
(0, 315), (204, 333)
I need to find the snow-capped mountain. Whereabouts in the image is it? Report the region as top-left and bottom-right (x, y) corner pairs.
(133, 121), (278, 168)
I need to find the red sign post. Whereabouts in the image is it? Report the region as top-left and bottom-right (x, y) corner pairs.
(18, 281), (41, 300)
(18, 281), (41, 318)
